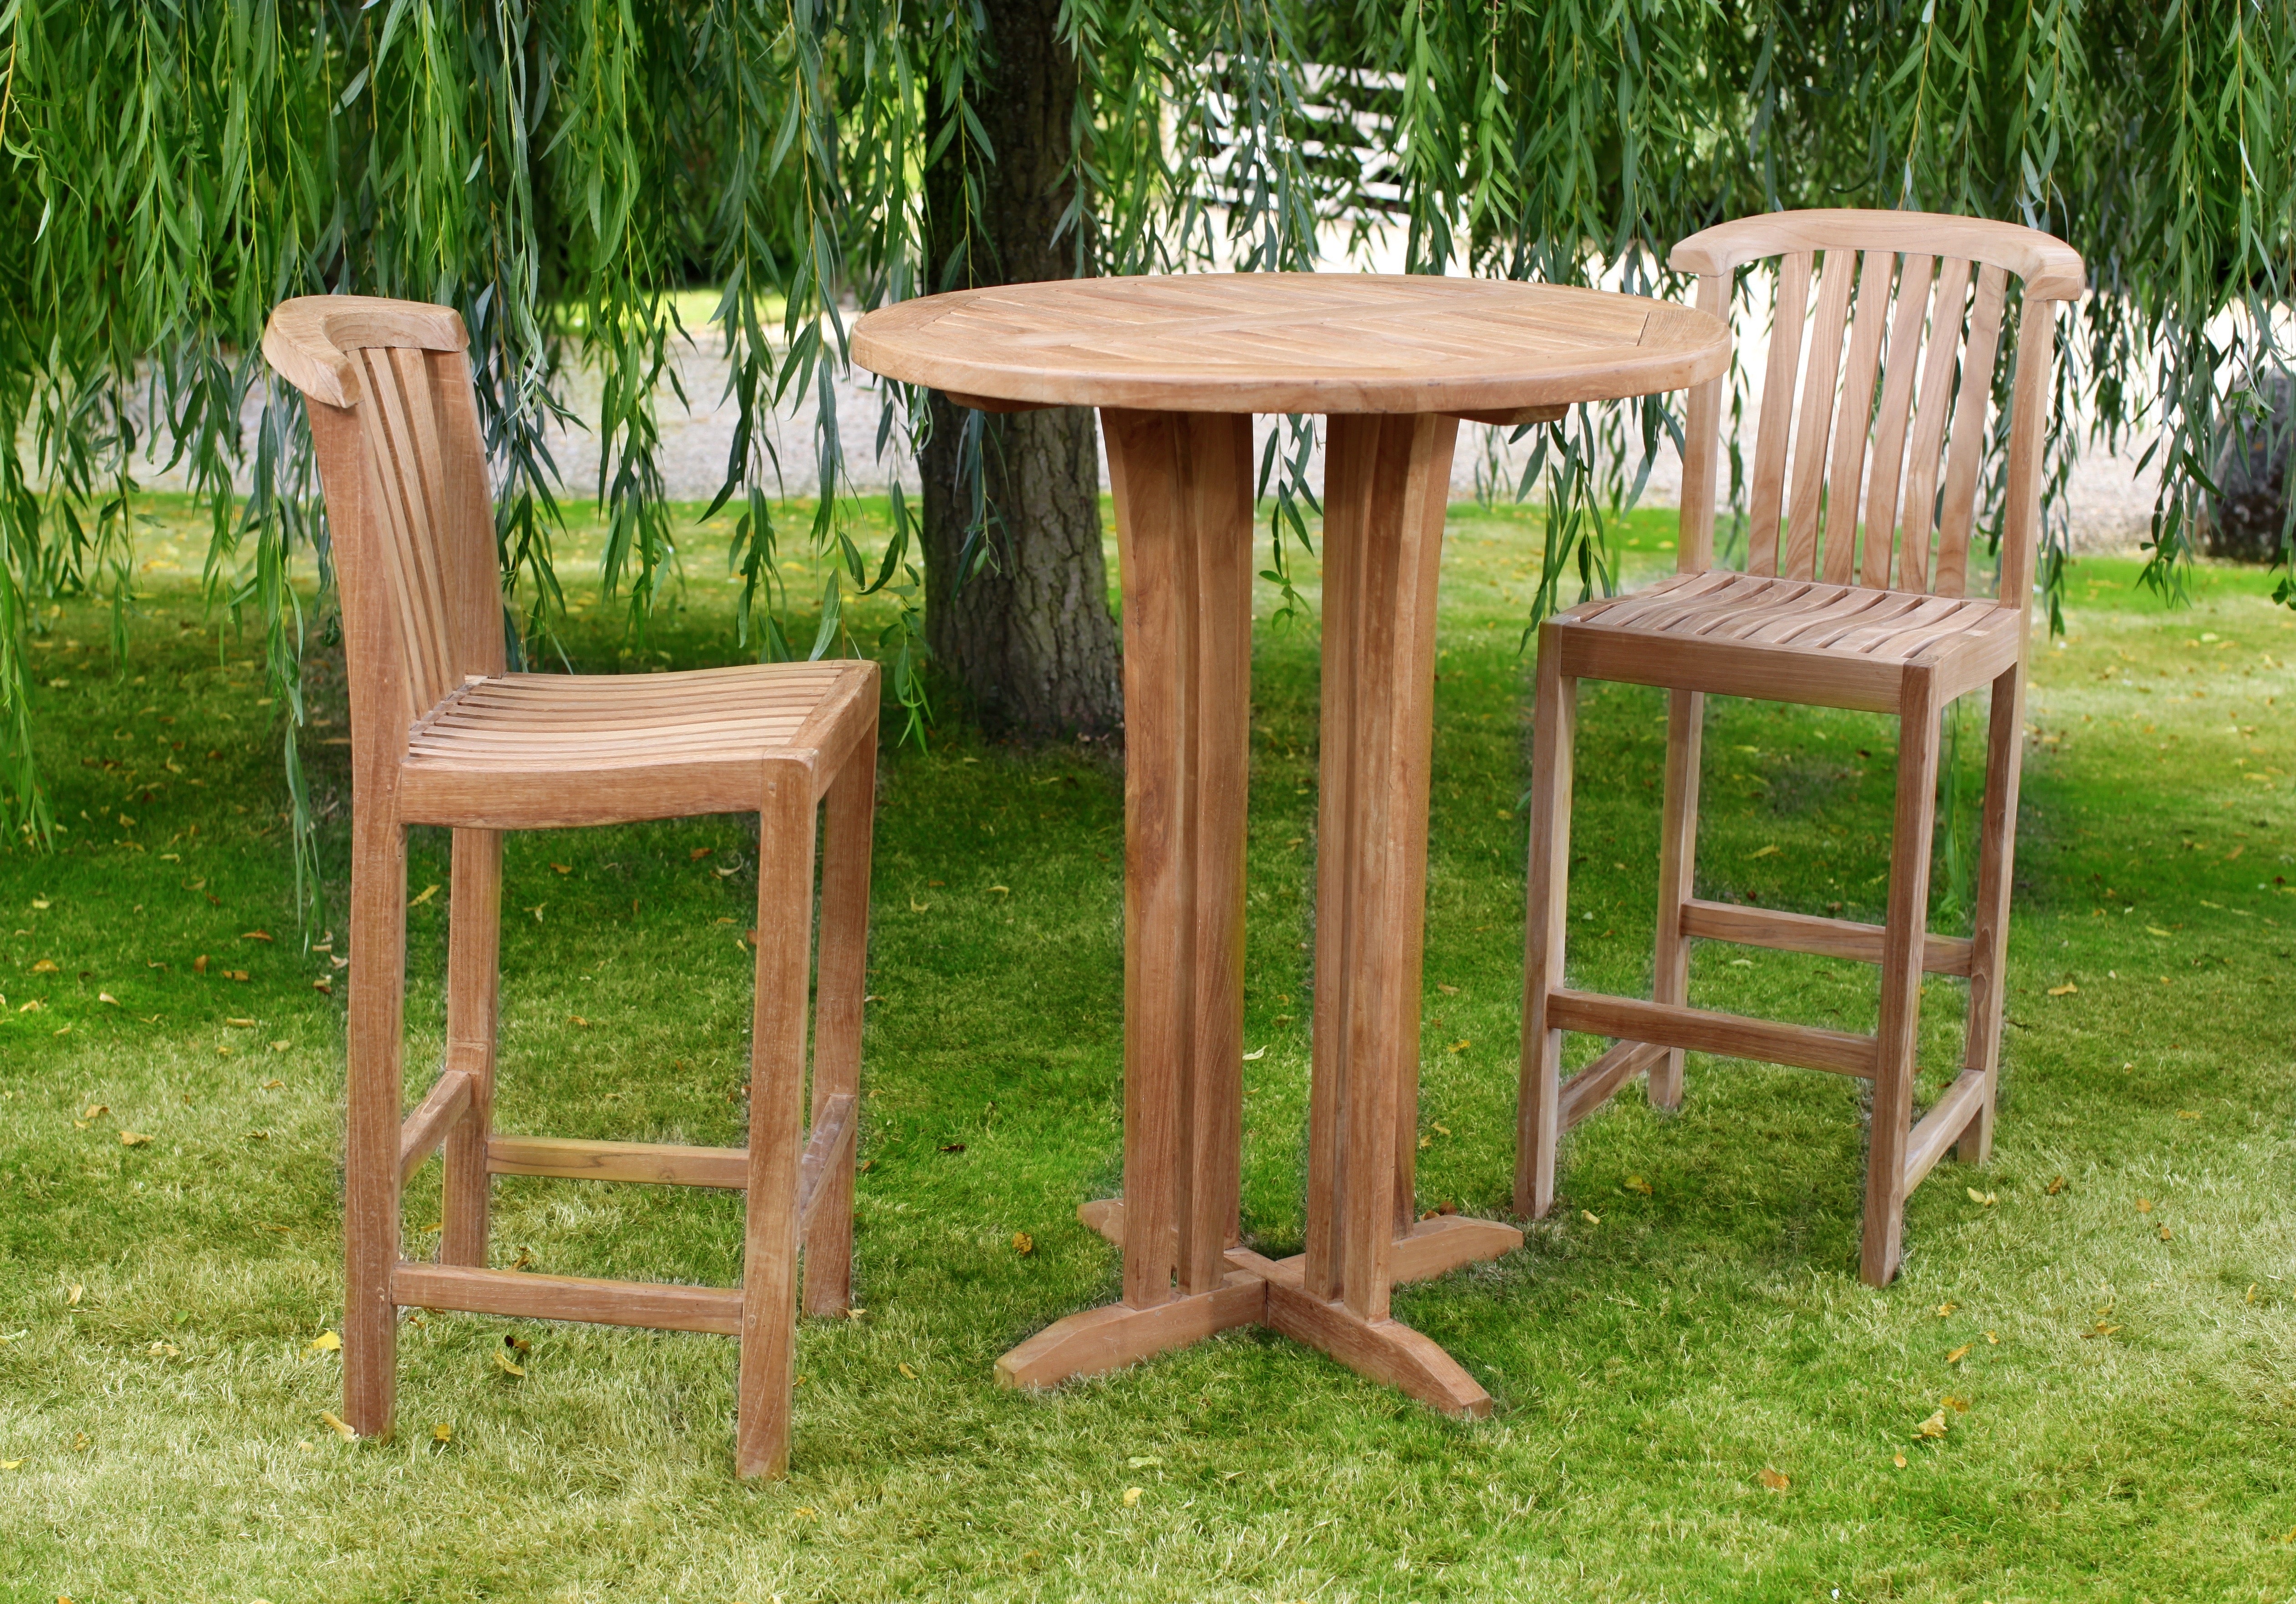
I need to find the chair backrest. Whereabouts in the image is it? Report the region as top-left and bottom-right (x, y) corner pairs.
(1668, 209), (2084, 611)
(263, 296), (505, 750)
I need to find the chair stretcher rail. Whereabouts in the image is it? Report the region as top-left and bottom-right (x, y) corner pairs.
(1547, 989), (1879, 1078)
(1679, 899), (1973, 976)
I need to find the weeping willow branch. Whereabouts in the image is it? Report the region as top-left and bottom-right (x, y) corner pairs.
(0, 0), (2288, 863)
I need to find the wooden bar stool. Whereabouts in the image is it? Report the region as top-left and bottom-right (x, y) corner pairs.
(262, 296), (879, 1478)
(1516, 211), (2083, 1286)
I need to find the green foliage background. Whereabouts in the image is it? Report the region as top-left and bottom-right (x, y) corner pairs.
(0, 0), (2289, 860)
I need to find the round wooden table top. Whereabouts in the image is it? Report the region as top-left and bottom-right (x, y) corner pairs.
(852, 273), (1730, 416)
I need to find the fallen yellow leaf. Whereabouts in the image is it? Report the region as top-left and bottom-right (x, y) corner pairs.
(1580, 1210), (1601, 1225)
(1945, 1343), (1971, 1364)
(1757, 1467), (1789, 1492)
(433, 1422), (453, 1443)
(263, 1078), (283, 1089)
(66, 1285), (83, 1306)
(1935, 1301), (1958, 1317)
(1013, 1231), (1034, 1256)
(148, 1342), (179, 1357)
(1985, 1331), (1999, 1344)
(910, 898), (930, 913)
(31, 958), (59, 974)
(2136, 1196), (2151, 1213)
(1942, 1395), (1969, 1414)
(2047, 1175), (2067, 1195)
(2047, 982), (2078, 996)
(97, 992), (119, 1006)
(0, 1459), (19, 1470)
(319, 1410), (356, 1441)
(1749, 844), (1782, 859)
(1121, 1486), (1143, 1507)
(493, 1350), (525, 1377)
(1446, 1039), (1471, 1053)
(1965, 1188), (1996, 1206)
(407, 884), (439, 908)
(1623, 1175), (1653, 1196)
(119, 1131), (152, 1147)
(305, 1330), (341, 1355)
(550, 863), (572, 876)
(83, 1104), (107, 1119)
(1893, 1452), (1908, 1468)
(2176, 1109), (2200, 1120)
(270, 1042), (290, 1052)
(1436, 983), (1459, 996)
(1914, 1409), (1949, 1439)
(898, 1362), (917, 1379)
(2158, 1224), (2173, 1241)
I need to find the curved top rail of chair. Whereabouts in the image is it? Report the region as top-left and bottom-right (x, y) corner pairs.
(1670, 209), (2086, 301)
(261, 296), (469, 411)
(851, 274), (1730, 415)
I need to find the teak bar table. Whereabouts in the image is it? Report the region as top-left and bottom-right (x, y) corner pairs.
(854, 274), (1729, 1415)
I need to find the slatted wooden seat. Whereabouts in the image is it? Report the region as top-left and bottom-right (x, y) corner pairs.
(263, 295), (878, 1478)
(1516, 210), (2084, 1286)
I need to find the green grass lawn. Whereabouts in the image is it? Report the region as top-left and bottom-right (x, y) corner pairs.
(4, 496), (2294, 1603)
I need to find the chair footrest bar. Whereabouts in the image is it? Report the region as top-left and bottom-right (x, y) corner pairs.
(393, 1262), (742, 1335)
(1903, 1069), (1988, 1193)
(1559, 1040), (1669, 1132)
(488, 1134), (748, 1189)
(398, 1070), (476, 1188)
(1679, 899), (1973, 976)
(1547, 990), (1879, 1078)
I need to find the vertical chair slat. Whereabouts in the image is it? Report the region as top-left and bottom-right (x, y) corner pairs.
(1860, 254), (1937, 588)
(352, 357), (443, 728)
(1996, 298), (2056, 612)
(1781, 250), (1857, 579)
(1895, 258), (1974, 593)
(355, 350), (456, 722)
(375, 347), (461, 713)
(430, 351), (508, 681)
(1821, 250), (1897, 584)
(1930, 263), (2010, 598)
(1675, 273), (1729, 574)
(1745, 251), (1812, 577)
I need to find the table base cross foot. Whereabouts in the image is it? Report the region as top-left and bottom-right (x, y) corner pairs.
(993, 1200), (1520, 1415)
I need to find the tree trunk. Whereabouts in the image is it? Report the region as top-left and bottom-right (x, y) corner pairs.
(918, 0), (1121, 737)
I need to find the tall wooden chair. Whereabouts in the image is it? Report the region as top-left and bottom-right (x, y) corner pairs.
(1515, 211), (2083, 1286)
(262, 296), (879, 1478)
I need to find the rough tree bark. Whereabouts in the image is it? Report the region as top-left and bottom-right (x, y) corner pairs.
(917, 0), (1122, 737)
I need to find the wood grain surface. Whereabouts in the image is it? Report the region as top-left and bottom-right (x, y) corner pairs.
(854, 274), (1727, 415)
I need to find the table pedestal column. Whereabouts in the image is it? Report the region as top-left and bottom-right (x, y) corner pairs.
(996, 410), (1519, 1410)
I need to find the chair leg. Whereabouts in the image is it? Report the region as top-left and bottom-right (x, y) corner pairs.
(343, 805), (408, 1440)
(1648, 688), (1704, 1111)
(1514, 629), (1578, 1221)
(1955, 663), (2025, 1166)
(804, 721), (877, 1317)
(1863, 668), (1942, 1287)
(440, 827), (502, 1268)
(736, 759), (819, 1480)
